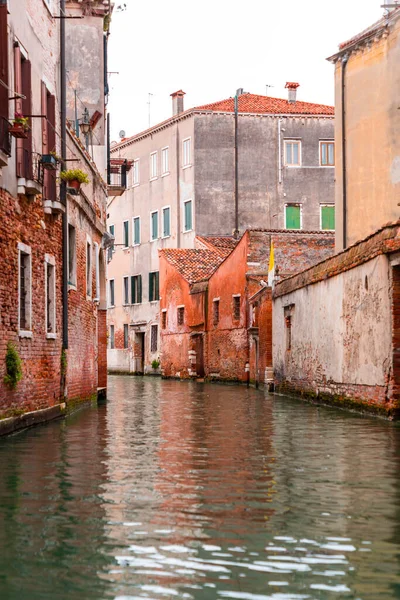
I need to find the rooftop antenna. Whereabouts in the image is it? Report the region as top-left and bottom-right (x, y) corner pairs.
(266, 84), (274, 95)
(148, 92), (153, 127)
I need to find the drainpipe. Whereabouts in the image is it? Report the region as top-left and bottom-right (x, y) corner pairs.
(278, 117), (282, 184)
(176, 123), (181, 248)
(341, 54), (348, 250)
(234, 93), (239, 238)
(60, 0), (68, 351)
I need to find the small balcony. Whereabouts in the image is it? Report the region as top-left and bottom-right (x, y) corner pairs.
(16, 149), (43, 197)
(107, 159), (131, 197)
(0, 117), (11, 167)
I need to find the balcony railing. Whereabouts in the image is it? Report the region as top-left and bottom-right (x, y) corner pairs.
(107, 159), (130, 197)
(0, 116), (11, 158)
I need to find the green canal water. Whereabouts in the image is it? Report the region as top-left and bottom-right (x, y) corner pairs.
(1, 377), (400, 599)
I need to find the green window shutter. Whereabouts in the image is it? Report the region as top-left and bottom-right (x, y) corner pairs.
(131, 276), (136, 304)
(185, 201), (192, 231)
(286, 205), (301, 229)
(149, 273), (153, 302)
(134, 218), (140, 244)
(123, 221), (129, 246)
(321, 205), (335, 230)
(152, 212), (158, 240)
(138, 275), (142, 303)
(155, 271), (159, 301)
(163, 207), (170, 237)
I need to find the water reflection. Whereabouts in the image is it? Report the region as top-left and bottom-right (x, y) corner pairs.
(0, 377), (400, 599)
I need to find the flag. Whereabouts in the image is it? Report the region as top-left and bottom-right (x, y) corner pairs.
(268, 240), (275, 287)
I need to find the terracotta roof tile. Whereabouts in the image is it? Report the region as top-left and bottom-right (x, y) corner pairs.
(196, 93), (334, 116)
(160, 249), (224, 283)
(196, 235), (239, 257)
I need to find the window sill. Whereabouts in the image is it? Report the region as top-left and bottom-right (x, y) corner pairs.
(108, 304), (115, 309)
(46, 333), (57, 339)
(150, 238), (159, 243)
(132, 183), (140, 188)
(150, 177), (158, 182)
(132, 243), (141, 247)
(68, 283), (77, 291)
(19, 330), (32, 339)
(149, 300), (159, 304)
(123, 246), (130, 250)
(162, 234), (171, 240)
(319, 165), (335, 168)
(183, 228), (193, 234)
(182, 164), (192, 170)
(161, 172), (170, 178)
(284, 164), (301, 168)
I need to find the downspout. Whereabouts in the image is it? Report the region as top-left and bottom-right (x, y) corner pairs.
(107, 112), (110, 185)
(278, 117), (282, 184)
(234, 94), (239, 238)
(341, 54), (348, 249)
(176, 123), (181, 248)
(60, 0), (68, 352)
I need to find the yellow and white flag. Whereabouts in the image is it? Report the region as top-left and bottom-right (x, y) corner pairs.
(268, 240), (275, 287)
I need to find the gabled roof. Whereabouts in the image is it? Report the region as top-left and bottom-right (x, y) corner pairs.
(196, 235), (239, 257)
(196, 93), (334, 116)
(160, 249), (224, 283)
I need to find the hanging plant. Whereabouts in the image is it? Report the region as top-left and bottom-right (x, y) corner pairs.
(60, 168), (89, 193)
(4, 342), (23, 389)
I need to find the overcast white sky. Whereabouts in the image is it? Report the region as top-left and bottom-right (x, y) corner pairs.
(108, 0), (383, 141)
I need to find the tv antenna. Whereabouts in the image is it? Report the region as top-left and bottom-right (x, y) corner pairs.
(266, 84), (274, 95)
(148, 92), (153, 127)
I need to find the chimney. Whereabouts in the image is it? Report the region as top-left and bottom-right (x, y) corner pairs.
(171, 90), (185, 116)
(285, 82), (300, 103)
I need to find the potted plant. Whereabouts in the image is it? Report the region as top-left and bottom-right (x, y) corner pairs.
(41, 150), (60, 171)
(60, 168), (89, 193)
(9, 113), (30, 138)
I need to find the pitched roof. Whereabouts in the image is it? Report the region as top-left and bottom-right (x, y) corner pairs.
(160, 249), (224, 283)
(196, 93), (334, 116)
(196, 235), (239, 257)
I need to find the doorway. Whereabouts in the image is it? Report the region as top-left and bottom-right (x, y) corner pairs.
(136, 332), (145, 374)
(192, 335), (205, 378)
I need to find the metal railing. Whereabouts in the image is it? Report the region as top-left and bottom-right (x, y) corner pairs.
(0, 116), (11, 157)
(16, 146), (33, 180)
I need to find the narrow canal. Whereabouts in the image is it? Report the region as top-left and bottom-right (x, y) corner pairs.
(1, 377), (400, 599)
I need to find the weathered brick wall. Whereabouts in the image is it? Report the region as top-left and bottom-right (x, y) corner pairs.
(208, 329), (248, 382)
(0, 188), (63, 415)
(97, 308), (107, 388)
(161, 333), (191, 378)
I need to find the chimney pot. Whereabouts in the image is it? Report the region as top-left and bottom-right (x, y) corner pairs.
(171, 90), (185, 116)
(285, 82), (300, 103)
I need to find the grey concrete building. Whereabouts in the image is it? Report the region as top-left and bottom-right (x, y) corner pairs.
(107, 84), (335, 373)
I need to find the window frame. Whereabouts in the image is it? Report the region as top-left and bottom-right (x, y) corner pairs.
(213, 298), (220, 327)
(109, 324), (115, 349)
(161, 146), (169, 176)
(232, 294), (241, 322)
(44, 253), (56, 339)
(68, 223), (77, 288)
(149, 271), (160, 302)
(184, 199), (193, 232)
(150, 151), (158, 180)
(131, 274), (142, 304)
(132, 216), (141, 246)
(150, 209), (159, 242)
(182, 137), (191, 168)
(320, 204), (335, 231)
(109, 278), (115, 307)
(161, 309), (167, 329)
(284, 139), (302, 167)
(132, 158), (140, 186)
(177, 305), (185, 326)
(319, 140), (335, 167)
(86, 236), (92, 299)
(150, 324), (158, 353)
(18, 242), (32, 337)
(94, 242), (100, 302)
(123, 323), (129, 349)
(123, 275), (129, 305)
(108, 223), (115, 262)
(284, 203), (302, 230)
(162, 205), (171, 238)
(123, 220), (129, 248)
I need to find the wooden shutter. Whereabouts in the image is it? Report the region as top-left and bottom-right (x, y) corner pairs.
(286, 206), (300, 230)
(138, 275), (142, 303)
(0, 4), (8, 119)
(21, 58), (32, 179)
(321, 206), (335, 231)
(131, 276), (136, 304)
(155, 271), (159, 301)
(47, 94), (56, 152)
(149, 273), (153, 302)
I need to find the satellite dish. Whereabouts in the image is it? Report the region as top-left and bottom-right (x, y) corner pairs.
(119, 130), (126, 139)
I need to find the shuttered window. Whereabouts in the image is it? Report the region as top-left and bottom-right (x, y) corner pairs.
(321, 205), (335, 230)
(285, 205), (301, 230)
(151, 211), (158, 240)
(123, 220), (129, 247)
(149, 271), (159, 302)
(163, 207), (170, 237)
(133, 217), (140, 245)
(124, 324), (129, 349)
(184, 200), (192, 231)
(131, 275), (142, 304)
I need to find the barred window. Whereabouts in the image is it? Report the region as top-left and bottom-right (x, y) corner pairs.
(213, 300), (219, 326)
(233, 296), (240, 321)
(151, 324), (158, 352)
(162, 310), (167, 329)
(177, 306), (184, 326)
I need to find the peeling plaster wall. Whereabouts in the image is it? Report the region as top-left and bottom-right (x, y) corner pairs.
(273, 254), (392, 401)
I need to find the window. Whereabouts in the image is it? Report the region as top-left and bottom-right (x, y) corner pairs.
(183, 138), (191, 167)
(284, 305), (294, 351)
(233, 296), (240, 321)
(320, 141), (335, 166)
(149, 271), (159, 302)
(68, 224), (77, 286)
(132, 217), (140, 245)
(161, 147), (169, 175)
(108, 224), (115, 261)
(177, 306), (184, 325)
(132, 159), (140, 185)
(321, 205), (335, 230)
(45, 255), (56, 336)
(123, 220), (129, 247)
(213, 299), (220, 326)
(184, 200), (192, 232)
(123, 276), (129, 304)
(163, 206), (171, 238)
(110, 325), (115, 349)
(124, 324), (129, 349)
(151, 210), (158, 241)
(109, 279), (115, 306)
(285, 204), (301, 230)
(18, 243), (32, 334)
(131, 275), (142, 304)
(151, 324), (158, 352)
(162, 309), (167, 329)
(284, 140), (301, 166)
(94, 242), (100, 301)
(86, 239), (92, 297)
(150, 151), (157, 179)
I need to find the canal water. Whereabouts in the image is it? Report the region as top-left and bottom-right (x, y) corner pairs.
(1, 377), (400, 599)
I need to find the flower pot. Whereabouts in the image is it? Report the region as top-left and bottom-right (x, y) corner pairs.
(9, 123), (29, 139)
(41, 154), (58, 170)
(68, 179), (81, 192)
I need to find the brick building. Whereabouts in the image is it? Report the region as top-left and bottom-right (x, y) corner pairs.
(0, 0), (110, 429)
(159, 230), (335, 383)
(107, 85), (335, 374)
(273, 222), (400, 418)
